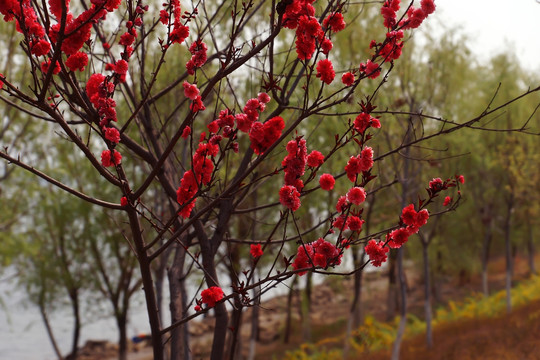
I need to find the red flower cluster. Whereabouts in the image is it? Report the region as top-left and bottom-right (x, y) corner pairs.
(101, 149), (122, 167)
(176, 140), (219, 218)
(380, 0), (401, 29)
(316, 59), (335, 84)
(186, 40), (207, 75)
(279, 185), (301, 212)
(249, 116), (285, 155)
(354, 113), (381, 134)
(443, 196), (451, 206)
(41, 59), (61, 75)
(65, 52), (88, 72)
(295, 16), (322, 60)
(282, 137), (307, 191)
(401, 0), (436, 30)
(344, 147), (374, 182)
(86, 73), (119, 129)
(360, 60), (381, 79)
(365, 239), (389, 267)
(306, 150), (324, 168)
(292, 238), (342, 275)
(386, 204), (430, 249)
(379, 30), (404, 62)
(282, 0), (316, 30)
(347, 187), (366, 205)
(183, 81), (200, 100)
(323, 12), (346, 33)
(236, 97), (266, 133)
(250, 244), (263, 258)
(201, 286), (224, 308)
(342, 72), (355, 86)
(167, 0), (190, 44)
(319, 173), (335, 191)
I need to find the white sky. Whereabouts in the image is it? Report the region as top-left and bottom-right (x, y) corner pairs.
(431, 0), (540, 71)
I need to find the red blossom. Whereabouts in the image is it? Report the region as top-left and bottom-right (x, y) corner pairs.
(365, 239), (389, 267)
(279, 185), (301, 212)
(388, 227), (410, 248)
(183, 81), (200, 100)
(321, 38), (333, 54)
(104, 127), (120, 143)
(249, 116), (285, 155)
(443, 196), (451, 206)
(101, 149), (122, 167)
(346, 216), (364, 232)
(120, 196), (128, 206)
(323, 12), (346, 33)
(250, 244), (263, 258)
(342, 72), (355, 86)
(190, 96), (206, 112)
(457, 175), (465, 184)
(65, 52), (88, 72)
(347, 187), (366, 205)
(360, 60), (381, 79)
(201, 286), (224, 308)
(41, 59), (61, 75)
(31, 39), (51, 56)
(181, 126), (191, 139)
(319, 174), (335, 191)
(257, 92), (271, 104)
(316, 59), (335, 85)
(306, 150), (324, 167)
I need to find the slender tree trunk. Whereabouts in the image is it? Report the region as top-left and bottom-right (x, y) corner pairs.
(126, 207), (164, 360)
(504, 193), (514, 314)
(68, 291), (81, 360)
(344, 249), (365, 358)
(432, 250), (443, 303)
(391, 247), (407, 360)
(247, 286), (260, 360)
(301, 271), (312, 342)
(38, 297), (63, 360)
(116, 312), (128, 360)
(386, 252), (398, 320)
(481, 223), (492, 296)
(168, 243), (190, 360)
(526, 217), (536, 275)
(421, 239), (433, 348)
(283, 276), (297, 343)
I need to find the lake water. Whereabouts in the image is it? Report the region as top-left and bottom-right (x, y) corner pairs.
(0, 270), (151, 360)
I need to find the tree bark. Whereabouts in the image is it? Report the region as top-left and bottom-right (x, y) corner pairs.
(481, 222), (492, 296)
(504, 193), (514, 314)
(168, 243), (190, 360)
(283, 276), (297, 344)
(526, 217), (536, 275)
(421, 239), (433, 348)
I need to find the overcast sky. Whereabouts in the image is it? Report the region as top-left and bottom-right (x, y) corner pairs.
(431, 0), (540, 71)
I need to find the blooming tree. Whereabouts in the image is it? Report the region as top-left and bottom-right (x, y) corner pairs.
(0, 0), (538, 359)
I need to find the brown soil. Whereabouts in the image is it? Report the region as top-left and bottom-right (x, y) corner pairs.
(88, 254), (538, 360)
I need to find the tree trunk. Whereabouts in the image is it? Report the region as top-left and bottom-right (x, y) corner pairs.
(68, 290), (81, 360)
(481, 223), (492, 296)
(526, 217), (536, 275)
(301, 271), (312, 342)
(168, 243), (190, 360)
(116, 312), (128, 360)
(38, 296), (63, 360)
(247, 286), (260, 360)
(504, 193), (514, 314)
(344, 249), (365, 357)
(283, 276), (297, 343)
(390, 247), (407, 360)
(421, 240), (433, 348)
(386, 252), (398, 320)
